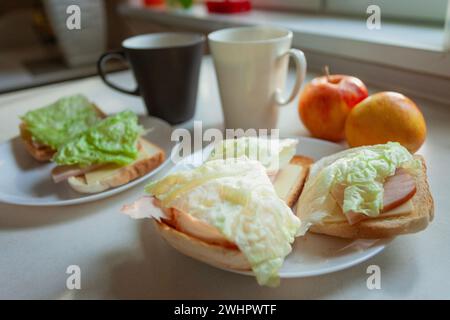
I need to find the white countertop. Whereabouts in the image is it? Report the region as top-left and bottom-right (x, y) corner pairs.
(0, 56), (449, 299)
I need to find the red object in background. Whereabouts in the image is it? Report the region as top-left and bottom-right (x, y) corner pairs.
(298, 74), (369, 142)
(144, 0), (164, 6)
(206, 0), (252, 14)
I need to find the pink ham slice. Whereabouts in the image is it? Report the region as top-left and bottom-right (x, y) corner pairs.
(121, 196), (171, 221)
(343, 211), (368, 225)
(121, 196), (237, 248)
(51, 163), (104, 183)
(170, 208), (237, 248)
(331, 168), (417, 225)
(381, 168), (417, 212)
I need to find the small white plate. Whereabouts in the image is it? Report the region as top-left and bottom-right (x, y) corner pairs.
(0, 116), (174, 206)
(170, 136), (391, 278)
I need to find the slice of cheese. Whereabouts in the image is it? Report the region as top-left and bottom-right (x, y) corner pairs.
(382, 199), (414, 217)
(85, 164), (123, 185)
(273, 164), (304, 202)
(85, 141), (161, 185)
(322, 199), (414, 223)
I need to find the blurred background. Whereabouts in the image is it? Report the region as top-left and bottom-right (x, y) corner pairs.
(0, 0), (449, 103)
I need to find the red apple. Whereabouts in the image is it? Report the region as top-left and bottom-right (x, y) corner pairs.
(298, 74), (368, 142)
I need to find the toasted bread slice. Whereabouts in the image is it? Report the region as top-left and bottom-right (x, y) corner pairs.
(305, 155), (434, 239)
(19, 122), (56, 162)
(274, 155), (313, 207)
(67, 138), (165, 194)
(155, 220), (252, 271)
(20, 104), (106, 162)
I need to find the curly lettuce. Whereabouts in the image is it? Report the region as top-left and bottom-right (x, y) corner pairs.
(21, 94), (101, 149)
(53, 110), (142, 166)
(297, 142), (421, 235)
(146, 157), (301, 287)
(207, 137), (298, 174)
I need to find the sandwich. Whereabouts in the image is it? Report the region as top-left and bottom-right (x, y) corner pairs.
(207, 137), (313, 207)
(296, 142), (434, 239)
(20, 94), (105, 161)
(121, 137), (314, 286)
(51, 110), (165, 193)
(122, 157), (302, 287)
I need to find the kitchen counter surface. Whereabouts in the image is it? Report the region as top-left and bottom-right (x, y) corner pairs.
(0, 56), (449, 299)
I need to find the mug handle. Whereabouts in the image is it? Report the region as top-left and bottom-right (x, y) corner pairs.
(97, 51), (140, 96)
(275, 48), (307, 106)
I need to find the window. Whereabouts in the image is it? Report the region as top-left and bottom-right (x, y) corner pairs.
(252, 0), (448, 25)
(325, 0), (447, 25)
(251, 0), (450, 51)
(251, 0), (321, 12)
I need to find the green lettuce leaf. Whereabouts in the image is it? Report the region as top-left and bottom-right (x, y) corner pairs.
(21, 94), (101, 149)
(146, 157), (300, 287)
(297, 142), (422, 235)
(53, 110), (142, 166)
(207, 137), (298, 174)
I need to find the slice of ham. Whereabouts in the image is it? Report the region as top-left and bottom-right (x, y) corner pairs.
(171, 208), (237, 248)
(382, 168), (417, 212)
(51, 163), (104, 183)
(121, 196), (170, 221)
(346, 211), (369, 225)
(331, 168), (417, 225)
(122, 196), (236, 248)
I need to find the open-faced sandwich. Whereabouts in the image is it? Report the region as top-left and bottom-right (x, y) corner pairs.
(296, 142), (434, 238)
(51, 110), (165, 194)
(122, 137), (314, 286)
(123, 157), (302, 286)
(20, 94), (105, 161)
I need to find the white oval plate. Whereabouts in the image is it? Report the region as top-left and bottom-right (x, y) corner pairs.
(0, 116), (174, 206)
(171, 136), (391, 278)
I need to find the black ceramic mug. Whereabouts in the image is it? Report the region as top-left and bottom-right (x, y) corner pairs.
(98, 33), (204, 124)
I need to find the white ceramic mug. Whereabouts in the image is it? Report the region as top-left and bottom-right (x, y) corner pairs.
(208, 26), (307, 130)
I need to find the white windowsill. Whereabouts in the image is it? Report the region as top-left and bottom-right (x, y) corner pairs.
(119, 3), (449, 79)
